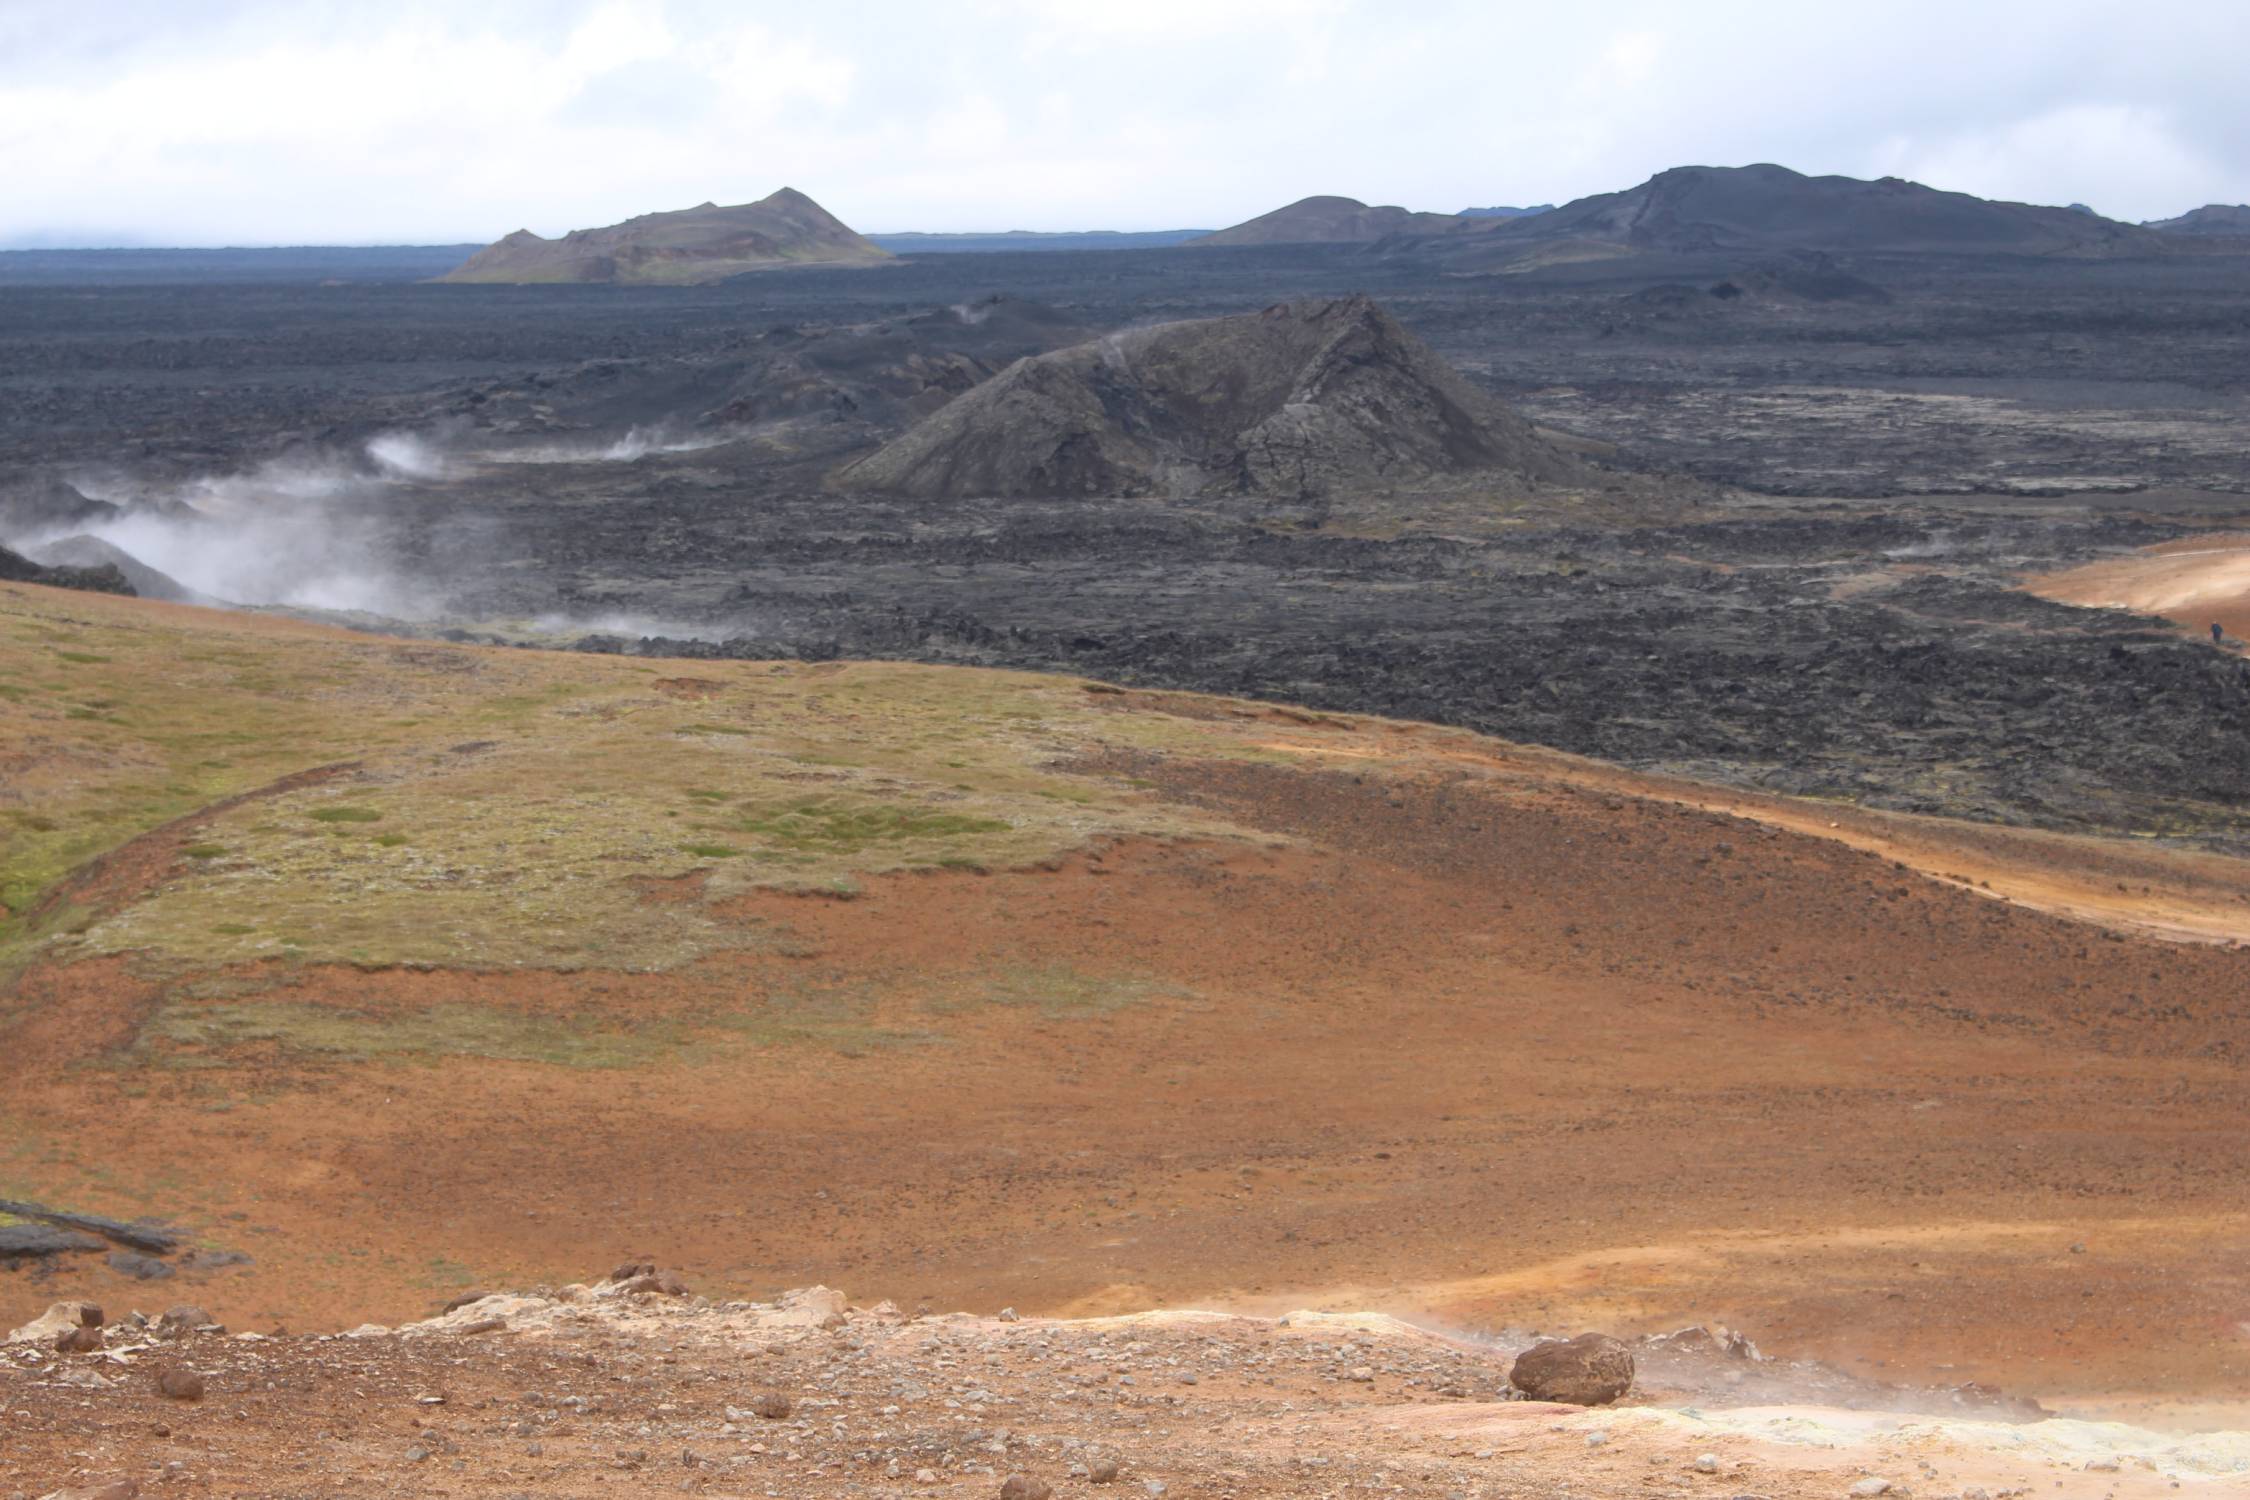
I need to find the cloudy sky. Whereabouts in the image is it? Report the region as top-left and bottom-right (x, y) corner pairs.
(3, 0), (2246, 246)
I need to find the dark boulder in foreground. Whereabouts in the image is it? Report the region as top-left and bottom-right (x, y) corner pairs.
(1509, 1332), (1635, 1405)
(832, 295), (1594, 503)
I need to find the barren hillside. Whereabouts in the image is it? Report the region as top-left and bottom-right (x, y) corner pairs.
(4, 581), (2247, 1424)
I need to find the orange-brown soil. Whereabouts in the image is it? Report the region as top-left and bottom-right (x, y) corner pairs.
(2027, 530), (2250, 645)
(7, 698), (2248, 1419)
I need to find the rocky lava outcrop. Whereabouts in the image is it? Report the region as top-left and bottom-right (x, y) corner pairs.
(831, 295), (1594, 503)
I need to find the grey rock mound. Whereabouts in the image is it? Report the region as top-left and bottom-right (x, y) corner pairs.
(0, 543), (132, 596)
(0, 477), (118, 538)
(831, 295), (1594, 502)
(25, 535), (202, 604)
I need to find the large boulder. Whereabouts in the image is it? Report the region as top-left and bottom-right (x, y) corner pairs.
(1509, 1332), (1635, 1405)
(7, 1301), (103, 1346)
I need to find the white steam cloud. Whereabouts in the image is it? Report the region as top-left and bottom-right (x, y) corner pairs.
(54, 435), (447, 618)
(526, 609), (737, 643)
(474, 426), (731, 465)
(364, 431), (455, 481)
(9, 421), (748, 627)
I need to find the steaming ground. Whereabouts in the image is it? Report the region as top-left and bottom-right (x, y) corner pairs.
(12, 396), (2249, 846)
(9, 428), (761, 623)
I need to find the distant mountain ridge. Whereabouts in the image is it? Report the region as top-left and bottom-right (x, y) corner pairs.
(1436, 164), (2154, 259)
(1193, 196), (1470, 246)
(2142, 204), (2250, 236)
(869, 229), (1209, 253)
(1459, 205), (1554, 219)
(439, 189), (890, 285)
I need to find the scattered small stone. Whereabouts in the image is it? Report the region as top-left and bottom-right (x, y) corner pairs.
(153, 1307), (214, 1341)
(1089, 1458), (1121, 1484)
(999, 1477), (1052, 1500)
(155, 1368), (205, 1402)
(2083, 1458), (2120, 1473)
(53, 1325), (104, 1354)
(1693, 1454), (1720, 1473)
(998, 1307), (1019, 1322)
(38, 1480), (139, 1500)
(174, 1249), (251, 1273)
(405, 1445), (429, 1464)
(746, 1391), (793, 1420)
(1848, 1480), (1892, 1498)
(1143, 1481), (1167, 1498)
(916, 1469), (940, 1485)
(454, 1317), (507, 1336)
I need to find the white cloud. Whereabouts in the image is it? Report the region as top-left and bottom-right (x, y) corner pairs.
(1599, 30), (1663, 90)
(1868, 104), (2220, 217)
(0, 0), (2246, 243)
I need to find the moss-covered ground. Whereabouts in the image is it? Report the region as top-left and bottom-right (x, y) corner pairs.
(0, 583), (1301, 976)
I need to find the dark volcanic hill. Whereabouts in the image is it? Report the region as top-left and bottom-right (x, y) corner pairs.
(1416, 164), (2156, 263)
(1459, 204), (1554, 219)
(22, 534), (200, 602)
(2143, 204), (2250, 236)
(1194, 196), (1467, 246)
(0, 477), (118, 540)
(439, 189), (890, 285)
(829, 295), (1594, 502)
(0, 542), (129, 595)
